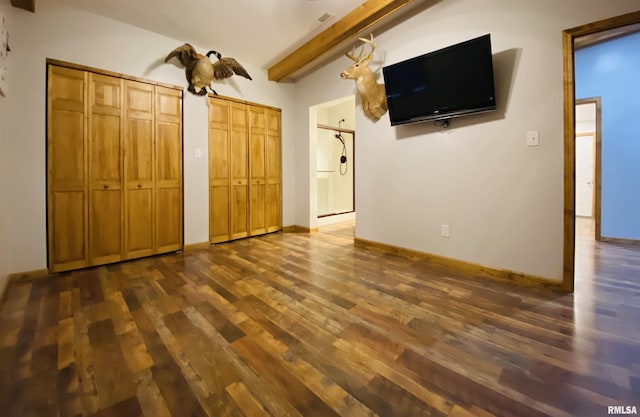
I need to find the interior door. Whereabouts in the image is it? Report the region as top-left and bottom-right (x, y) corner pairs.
(266, 109), (282, 232)
(48, 66), (88, 272)
(88, 73), (123, 266)
(575, 134), (594, 217)
(209, 98), (231, 243)
(249, 106), (267, 236)
(124, 80), (155, 259)
(230, 102), (249, 239)
(155, 86), (183, 253)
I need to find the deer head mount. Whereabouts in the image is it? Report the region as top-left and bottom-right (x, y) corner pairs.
(340, 34), (388, 122)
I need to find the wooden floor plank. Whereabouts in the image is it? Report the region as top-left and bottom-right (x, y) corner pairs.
(0, 218), (639, 416)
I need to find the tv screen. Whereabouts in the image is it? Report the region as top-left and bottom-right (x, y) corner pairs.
(382, 34), (496, 126)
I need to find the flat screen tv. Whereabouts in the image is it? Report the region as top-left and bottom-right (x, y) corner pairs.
(382, 34), (496, 126)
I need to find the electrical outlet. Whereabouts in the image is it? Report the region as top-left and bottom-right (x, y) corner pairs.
(526, 130), (539, 147)
(441, 224), (450, 238)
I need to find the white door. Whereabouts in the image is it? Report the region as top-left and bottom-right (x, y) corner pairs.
(575, 134), (594, 217)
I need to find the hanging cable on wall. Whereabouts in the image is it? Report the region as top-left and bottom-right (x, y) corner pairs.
(336, 119), (348, 176)
(335, 132), (348, 175)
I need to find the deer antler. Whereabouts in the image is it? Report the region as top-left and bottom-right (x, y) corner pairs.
(345, 33), (376, 63)
(358, 33), (376, 62)
(345, 45), (365, 62)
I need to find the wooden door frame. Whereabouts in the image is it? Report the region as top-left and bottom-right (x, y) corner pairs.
(562, 10), (640, 292)
(575, 97), (602, 240)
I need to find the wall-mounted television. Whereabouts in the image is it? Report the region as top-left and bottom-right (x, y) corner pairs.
(382, 34), (496, 126)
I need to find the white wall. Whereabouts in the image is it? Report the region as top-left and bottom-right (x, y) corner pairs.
(0, 1), (296, 275)
(293, 0), (640, 281)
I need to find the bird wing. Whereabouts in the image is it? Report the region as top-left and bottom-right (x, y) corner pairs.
(212, 57), (252, 81)
(165, 43), (199, 68)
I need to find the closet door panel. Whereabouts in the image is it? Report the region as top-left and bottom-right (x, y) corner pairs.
(156, 188), (182, 251)
(48, 66), (88, 272)
(209, 185), (229, 243)
(209, 98), (231, 243)
(266, 183), (281, 233)
(156, 121), (181, 185)
(230, 102), (249, 239)
(249, 106), (267, 236)
(51, 111), (85, 188)
(88, 73), (123, 265)
(155, 86), (183, 252)
(126, 189), (153, 253)
(124, 81), (155, 258)
(51, 191), (86, 269)
(89, 190), (122, 262)
(266, 109), (282, 232)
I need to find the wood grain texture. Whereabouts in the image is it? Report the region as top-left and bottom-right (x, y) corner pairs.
(47, 59), (183, 91)
(267, 0), (417, 81)
(1, 219), (638, 416)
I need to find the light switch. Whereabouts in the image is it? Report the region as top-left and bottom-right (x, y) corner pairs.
(195, 148), (202, 158)
(526, 131), (539, 147)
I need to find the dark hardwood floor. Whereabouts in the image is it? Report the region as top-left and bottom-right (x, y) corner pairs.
(0, 218), (639, 417)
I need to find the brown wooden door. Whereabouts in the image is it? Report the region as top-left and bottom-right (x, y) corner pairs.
(230, 102), (249, 240)
(209, 97), (231, 243)
(47, 66), (89, 272)
(266, 109), (282, 232)
(249, 106), (267, 236)
(88, 73), (123, 266)
(155, 86), (183, 253)
(124, 80), (155, 259)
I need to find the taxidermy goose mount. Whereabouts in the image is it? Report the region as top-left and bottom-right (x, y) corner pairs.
(164, 43), (252, 96)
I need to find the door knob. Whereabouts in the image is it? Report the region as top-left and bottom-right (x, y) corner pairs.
(103, 184), (109, 189)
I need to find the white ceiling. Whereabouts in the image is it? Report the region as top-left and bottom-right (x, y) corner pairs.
(58, 0), (365, 70)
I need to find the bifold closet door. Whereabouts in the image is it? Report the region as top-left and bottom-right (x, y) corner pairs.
(209, 97), (231, 243)
(208, 97), (281, 244)
(48, 62), (183, 272)
(88, 73), (124, 266)
(266, 109), (282, 232)
(47, 66), (88, 272)
(230, 102), (249, 240)
(249, 105), (267, 236)
(124, 80), (155, 259)
(155, 86), (183, 253)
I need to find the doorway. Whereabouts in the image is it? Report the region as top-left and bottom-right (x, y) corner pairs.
(309, 95), (356, 228)
(316, 124), (355, 219)
(562, 11), (640, 291)
(574, 98), (602, 239)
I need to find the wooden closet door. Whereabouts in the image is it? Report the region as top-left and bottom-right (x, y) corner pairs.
(249, 106), (267, 236)
(47, 66), (88, 272)
(230, 102), (249, 239)
(155, 86), (183, 253)
(266, 109), (282, 232)
(209, 97), (231, 243)
(124, 80), (155, 259)
(88, 73), (124, 266)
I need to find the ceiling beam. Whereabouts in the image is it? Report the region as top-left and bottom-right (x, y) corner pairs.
(268, 0), (415, 82)
(10, 0), (35, 13)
